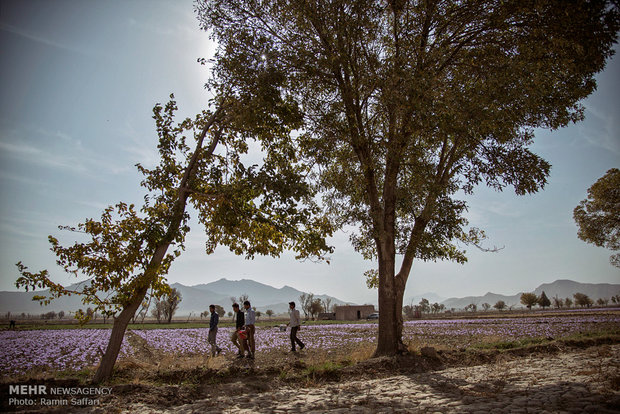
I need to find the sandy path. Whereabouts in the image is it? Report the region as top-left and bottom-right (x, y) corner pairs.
(112, 344), (620, 413)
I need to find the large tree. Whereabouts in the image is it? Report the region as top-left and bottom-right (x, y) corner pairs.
(197, 0), (619, 355)
(16, 92), (332, 382)
(573, 168), (620, 267)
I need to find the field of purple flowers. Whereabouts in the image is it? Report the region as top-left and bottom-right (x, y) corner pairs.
(1, 311), (618, 377)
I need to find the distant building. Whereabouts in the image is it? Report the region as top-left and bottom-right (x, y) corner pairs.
(334, 305), (375, 320)
(318, 312), (336, 320)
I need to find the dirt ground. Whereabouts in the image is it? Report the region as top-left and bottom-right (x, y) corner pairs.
(4, 337), (617, 414)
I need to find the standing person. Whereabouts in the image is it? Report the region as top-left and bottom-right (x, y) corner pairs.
(208, 304), (222, 357)
(230, 303), (246, 358)
(243, 300), (256, 359)
(288, 301), (305, 353)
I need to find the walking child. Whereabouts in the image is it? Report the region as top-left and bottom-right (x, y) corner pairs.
(230, 303), (246, 358)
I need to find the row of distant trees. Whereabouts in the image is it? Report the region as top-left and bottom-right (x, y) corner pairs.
(520, 291), (620, 310)
(4, 311), (67, 320)
(403, 299), (446, 318)
(400, 291), (620, 316)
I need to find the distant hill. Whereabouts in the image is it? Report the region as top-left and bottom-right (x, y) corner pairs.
(175, 278), (349, 315)
(440, 279), (620, 310)
(532, 279), (620, 301)
(0, 278), (349, 317)
(404, 292), (446, 307)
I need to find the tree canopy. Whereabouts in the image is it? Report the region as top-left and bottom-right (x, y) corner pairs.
(573, 292), (594, 308)
(573, 168), (620, 268)
(538, 291), (551, 309)
(197, 0), (619, 355)
(15, 92), (333, 381)
(520, 292), (538, 310)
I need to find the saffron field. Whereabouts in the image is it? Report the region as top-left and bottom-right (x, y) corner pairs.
(1, 311), (618, 377)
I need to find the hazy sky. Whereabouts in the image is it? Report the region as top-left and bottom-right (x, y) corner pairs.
(1, 0), (618, 305)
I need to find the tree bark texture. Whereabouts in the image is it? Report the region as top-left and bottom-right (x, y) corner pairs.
(92, 287), (146, 383)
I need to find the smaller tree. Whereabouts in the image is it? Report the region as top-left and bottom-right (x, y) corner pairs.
(58, 311), (65, 320)
(573, 292), (593, 308)
(255, 310), (262, 320)
(266, 309), (274, 319)
(565, 297), (573, 307)
(538, 291), (551, 309)
(163, 288), (182, 323)
(418, 298), (430, 314)
(573, 168), (620, 268)
(464, 303), (477, 312)
(227, 311), (233, 318)
(596, 298), (607, 306)
(481, 303), (491, 312)
(552, 296), (564, 309)
(299, 293), (314, 320)
(231, 294), (250, 305)
(403, 305), (416, 319)
(309, 298), (323, 320)
(493, 300), (506, 311)
(214, 305), (225, 317)
(151, 300), (166, 323)
(520, 293), (538, 310)
(321, 298), (332, 313)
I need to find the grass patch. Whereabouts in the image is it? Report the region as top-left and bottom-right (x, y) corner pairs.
(471, 329), (620, 352)
(302, 361), (344, 381)
(474, 337), (549, 350)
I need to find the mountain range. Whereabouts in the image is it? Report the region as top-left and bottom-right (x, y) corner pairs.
(0, 278), (618, 317)
(166, 278), (351, 315)
(0, 278), (352, 316)
(438, 279), (620, 309)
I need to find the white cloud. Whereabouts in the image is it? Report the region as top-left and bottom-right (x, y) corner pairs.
(115, 119), (161, 169)
(0, 220), (43, 240)
(580, 103), (620, 155)
(0, 141), (41, 157)
(0, 22), (104, 59)
(0, 123), (129, 177)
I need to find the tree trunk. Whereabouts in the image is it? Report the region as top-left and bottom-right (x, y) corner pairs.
(374, 236), (411, 356)
(374, 238), (401, 356)
(91, 107), (224, 383)
(375, 281), (398, 355)
(92, 287), (146, 383)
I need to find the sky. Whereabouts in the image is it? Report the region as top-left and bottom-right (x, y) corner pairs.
(0, 0), (618, 305)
